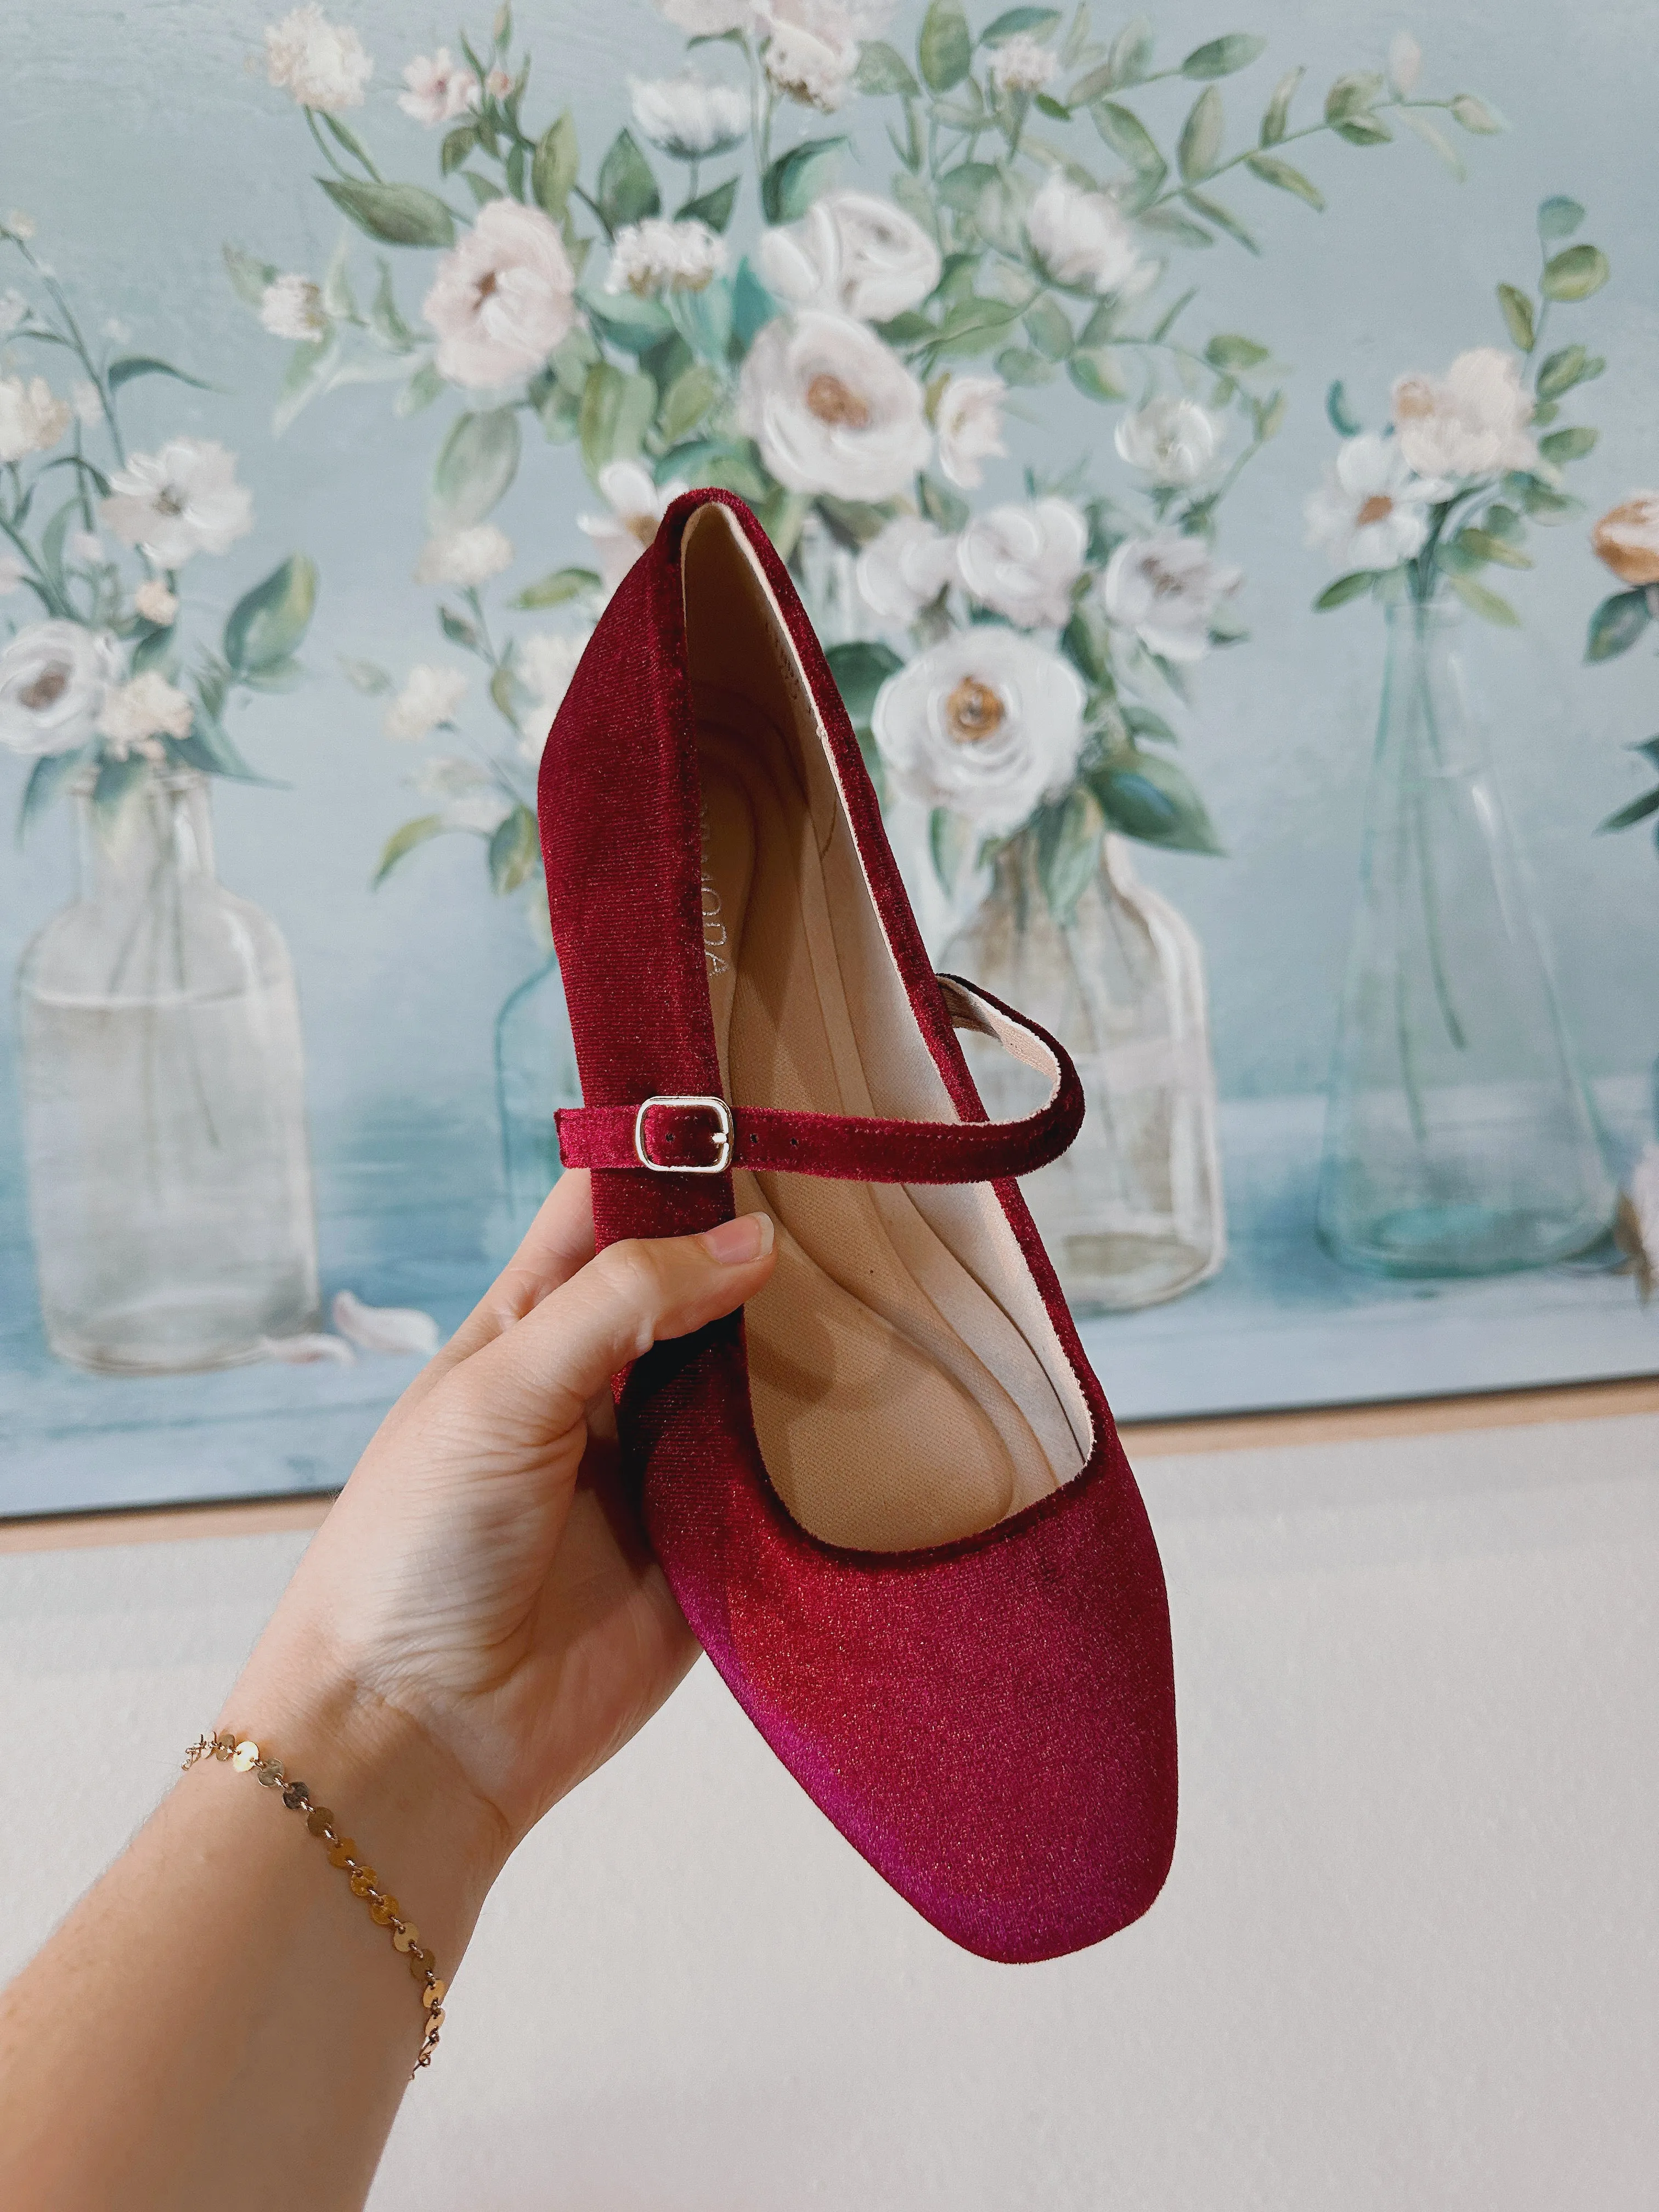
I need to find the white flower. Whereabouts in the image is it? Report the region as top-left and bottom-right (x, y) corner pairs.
(67, 531), (104, 565)
(332, 1289), (441, 1357)
(758, 190), (940, 324)
(739, 311), (930, 501)
(0, 375), (71, 464)
(100, 439), (254, 566)
(442, 787), (513, 833)
(4, 211), (36, 241)
(0, 620), (122, 756)
(989, 33), (1058, 93)
(0, 554), (24, 595)
(0, 288), (27, 334)
(259, 273), (328, 342)
(516, 630), (590, 759)
(96, 670), (194, 757)
(1115, 397), (1226, 488)
(411, 752), (511, 832)
(578, 461), (686, 598)
(629, 71), (749, 160)
(1101, 529), (1242, 663)
(422, 199), (577, 390)
(653, 0), (754, 29)
(759, 0), (862, 109)
(605, 218), (727, 300)
(856, 516), (958, 625)
(383, 663), (468, 741)
(1391, 348), (1538, 481)
(1304, 433), (1449, 571)
(263, 5), (373, 112)
(414, 523), (514, 588)
(957, 498), (1087, 629)
(133, 579), (179, 625)
(71, 380), (101, 426)
(1025, 171), (1143, 295)
(872, 629), (1086, 836)
(397, 47), (480, 125)
(936, 373), (1007, 490)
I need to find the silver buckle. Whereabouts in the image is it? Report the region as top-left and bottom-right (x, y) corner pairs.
(633, 1094), (734, 1175)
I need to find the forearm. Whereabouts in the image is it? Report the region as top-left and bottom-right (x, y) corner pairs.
(0, 1671), (506, 2212)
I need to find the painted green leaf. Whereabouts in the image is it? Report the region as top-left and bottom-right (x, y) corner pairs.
(1259, 65), (1301, 145)
(463, 172), (504, 210)
(976, 171), (1030, 253)
(1585, 589), (1649, 662)
(1138, 205), (1214, 249)
(981, 7), (1061, 42)
(596, 129), (661, 229)
(108, 355), (212, 395)
(223, 244), (279, 308)
(17, 744), (92, 840)
(1255, 388), (1286, 441)
(1183, 189), (1257, 252)
(855, 40), (919, 95)
(370, 262), (415, 351)
(918, 0), (973, 91)
(1066, 347), (1128, 399)
(1244, 151), (1324, 209)
(532, 113), (579, 217)
(928, 805), (973, 891)
(1538, 424), (1598, 463)
(318, 178), (456, 249)
(397, 362), (447, 417)
(1092, 750), (1222, 851)
(660, 361), (723, 442)
(1177, 86), (1224, 180)
(994, 344), (1056, 384)
(1397, 110), (1464, 178)
(1496, 284), (1535, 352)
(438, 606), (479, 649)
(1092, 99), (1166, 185)
(513, 565), (601, 609)
(1324, 70), (1383, 122)
(812, 497), (892, 550)
(1536, 346), (1604, 400)
(1205, 331), (1270, 371)
(1449, 92), (1505, 134)
(1325, 381), (1362, 437)
(1537, 194), (1585, 242)
(1105, 15), (1154, 87)
(1455, 527), (1532, 569)
(427, 407), (521, 532)
(584, 290), (675, 354)
(825, 638), (905, 724)
(1024, 294), (1074, 359)
(223, 555), (318, 673)
(761, 137), (848, 222)
(1036, 785), (1104, 923)
(1331, 114), (1391, 146)
(936, 160), (1001, 213)
(131, 624), (178, 677)
(934, 295), (1023, 354)
(1598, 785), (1659, 834)
(1181, 33), (1266, 78)
(1541, 244), (1610, 302)
(340, 657), (393, 695)
(442, 122), (481, 176)
(678, 177), (740, 233)
(1448, 574), (1521, 626)
(918, 472), (969, 529)
(578, 362), (657, 481)
(489, 805), (539, 895)
(1314, 570), (1379, 610)
(374, 814), (445, 887)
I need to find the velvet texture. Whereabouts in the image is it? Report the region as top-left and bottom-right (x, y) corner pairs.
(555, 979), (1086, 1182)
(537, 490), (1178, 1962)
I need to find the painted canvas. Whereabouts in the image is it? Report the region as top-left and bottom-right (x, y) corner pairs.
(2, 0), (1655, 1521)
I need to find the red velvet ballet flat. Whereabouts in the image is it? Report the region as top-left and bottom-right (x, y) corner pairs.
(538, 490), (1176, 1962)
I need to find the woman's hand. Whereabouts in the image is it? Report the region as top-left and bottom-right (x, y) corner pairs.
(229, 1171), (776, 1902)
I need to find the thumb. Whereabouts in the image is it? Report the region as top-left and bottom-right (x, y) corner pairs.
(458, 1210), (777, 1442)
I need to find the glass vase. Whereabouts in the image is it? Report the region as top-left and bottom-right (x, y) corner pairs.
(1317, 600), (1613, 1276)
(941, 830), (1226, 1311)
(494, 950), (582, 1244)
(16, 769), (319, 1371)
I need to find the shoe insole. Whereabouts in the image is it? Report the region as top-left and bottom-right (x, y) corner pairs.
(697, 713), (1061, 1552)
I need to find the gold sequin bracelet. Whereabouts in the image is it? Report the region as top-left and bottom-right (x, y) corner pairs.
(183, 1728), (447, 2075)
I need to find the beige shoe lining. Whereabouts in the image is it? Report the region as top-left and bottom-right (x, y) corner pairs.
(681, 505), (1092, 1553)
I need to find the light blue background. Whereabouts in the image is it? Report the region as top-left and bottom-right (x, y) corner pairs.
(2, 1), (1656, 1513)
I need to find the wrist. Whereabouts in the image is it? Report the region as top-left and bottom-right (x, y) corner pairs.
(215, 1650), (512, 1968)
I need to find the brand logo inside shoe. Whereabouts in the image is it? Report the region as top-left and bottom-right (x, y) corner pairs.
(698, 799), (728, 976)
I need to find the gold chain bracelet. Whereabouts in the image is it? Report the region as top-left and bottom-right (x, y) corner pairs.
(182, 1728), (447, 2076)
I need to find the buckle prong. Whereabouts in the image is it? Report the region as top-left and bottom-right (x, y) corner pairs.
(633, 1094), (733, 1175)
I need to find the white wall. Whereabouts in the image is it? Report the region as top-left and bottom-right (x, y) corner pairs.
(4, 1412), (1657, 2208)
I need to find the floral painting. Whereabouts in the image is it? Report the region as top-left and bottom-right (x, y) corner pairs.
(1, 0), (1654, 1521)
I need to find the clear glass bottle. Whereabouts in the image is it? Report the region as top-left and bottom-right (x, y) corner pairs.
(17, 769), (319, 1371)
(1317, 600), (1613, 1275)
(942, 830), (1227, 1310)
(494, 950), (582, 1243)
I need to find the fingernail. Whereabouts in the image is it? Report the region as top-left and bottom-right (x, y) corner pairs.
(702, 1211), (774, 1265)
